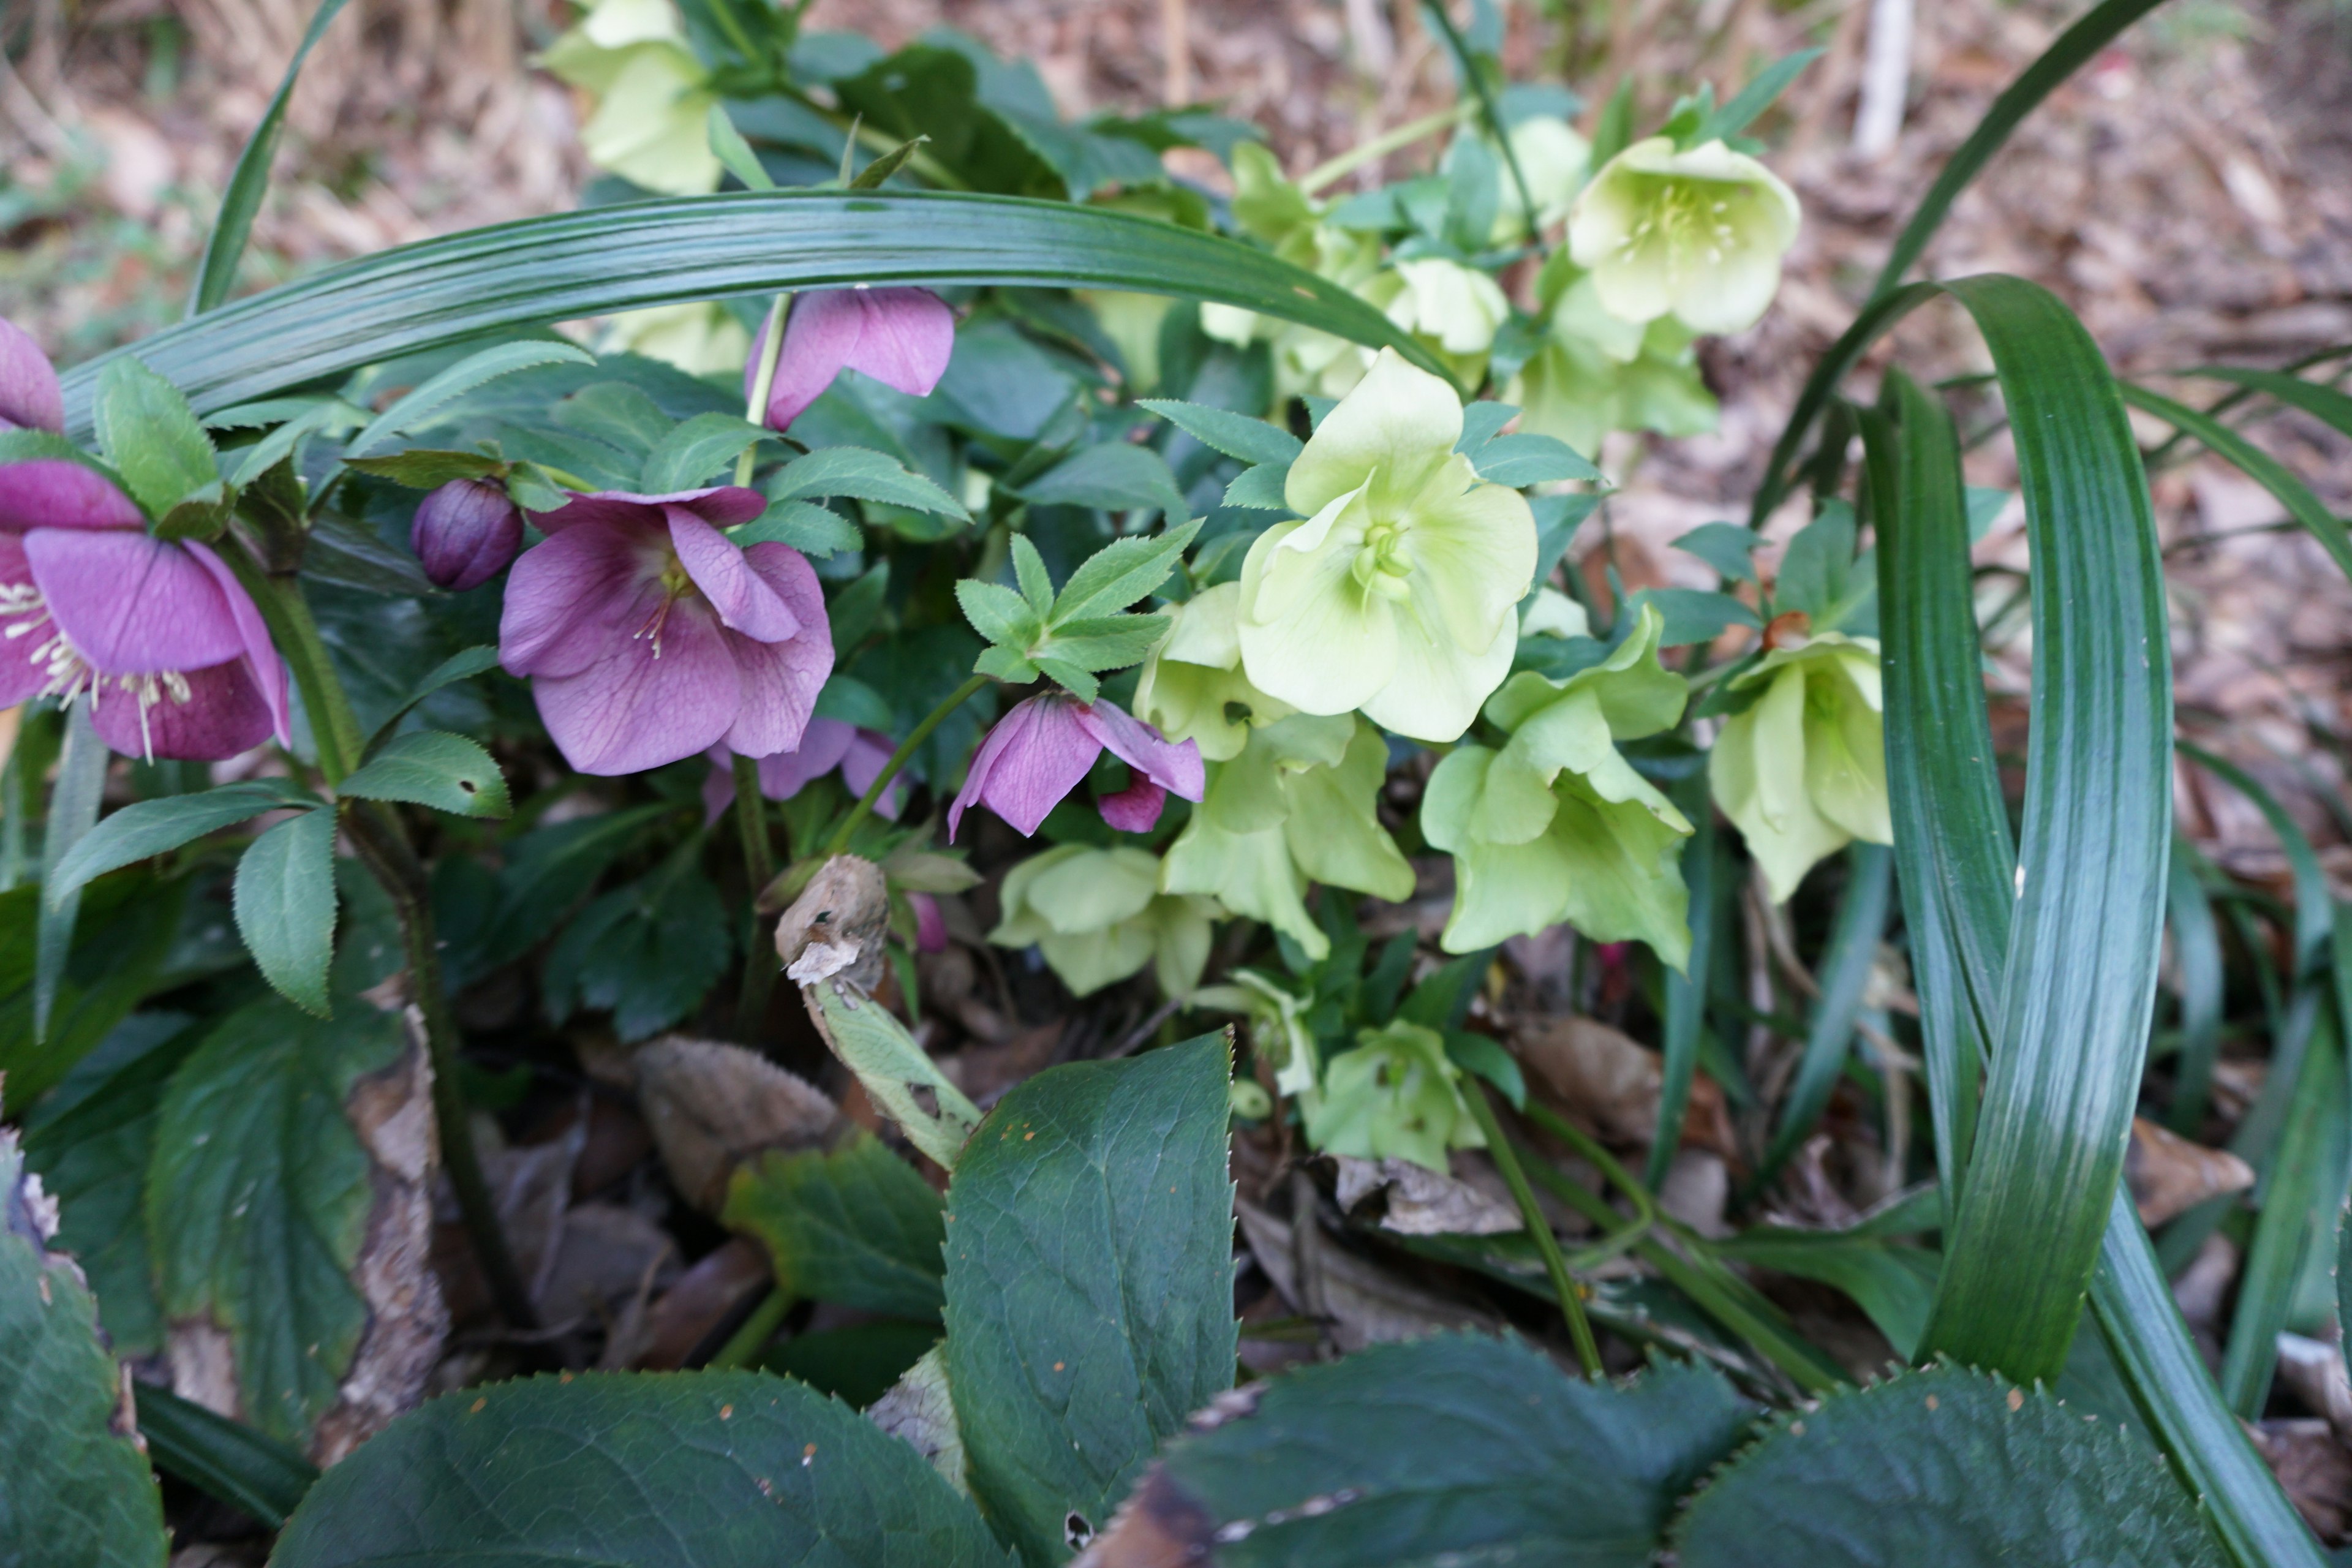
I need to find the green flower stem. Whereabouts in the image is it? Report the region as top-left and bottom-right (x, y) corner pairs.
(820, 672), (990, 859)
(342, 802), (538, 1333)
(731, 752), (781, 1041)
(1461, 1080), (1603, 1378)
(735, 293), (791, 488)
(214, 534), (364, 785)
(1297, 104), (1474, 196)
(706, 1286), (791, 1368)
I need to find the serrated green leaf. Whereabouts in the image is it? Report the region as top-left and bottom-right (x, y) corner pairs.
(47, 782), (320, 906)
(1032, 614), (1169, 673)
(476, 804), (668, 971)
(1221, 462), (1291, 511)
(94, 356), (217, 514)
(1675, 1365), (2227, 1567)
(944, 1032), (1236, 1562)
(706, 103), (776, 192)
(341, 731), (510, 819)
(345, 339), (595, 459)
(1471, 431), (1601, 486)
(770, 445), (968, 519)
(543, 861), (731, 1044)
(1674, 521), (1764, 584)
(225, 397), (363, 489)
(1009, 533), (1056, 617)
(1018, 442), (1189, 523)
(734, 499), (864, 557)
(1102, 1337), (1750, 1568)
(956, 579), (1043, 650)
(1136, 398), (1302, 466)
(1050, 519), (1201, 624)
(848, 133), (930, 190)
(0, 1128), (169, 1567)
(339, 448), (504, 488)
(146, 987), (407, 1447)
(269, 1371), (1011, 1567)
(233, 809), (340, 1016)
(1031, 657), (1098, 701)
(722, 1134), (947, 1320)
(642, 412), (774, 493)
(368, 644), (501, 744)
(973, 645), (1041, 684)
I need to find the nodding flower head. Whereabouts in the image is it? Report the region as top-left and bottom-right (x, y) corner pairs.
(747, 288), (956, 432)
(497, 486), (834, 776)
(412, 478), (524, 592)
(0, 318), (63, 434)
(948, 692), (1202, 843)
(1567, 137), (1800, 337)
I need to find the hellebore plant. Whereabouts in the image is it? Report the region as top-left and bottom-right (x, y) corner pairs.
(1710, 630), (1893, 902)
(411, 479), (523, 592)
(746, 288), (957, 432)
(1488, 114), (1593, 241)
(1510, 271), (1717, 460)
(497, 486), (833, 776)
(948, 692), (1203, 841)
(1366, 257), (1512, 391)
(540, 0), (720, 195)
(1303, 1019), (1483, 1172)
(990, 843), (1219, 999)
(1235, 349), (1537, 743)
(1420, 604), (1694, 967)
(1568, 136), (1801, 337)
(701, 718), (904, 826)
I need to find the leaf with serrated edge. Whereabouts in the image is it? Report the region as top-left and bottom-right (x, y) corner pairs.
(722, 1134), (946, 1320)
(641, 412), (773, 493)
(1051, 520), (1201, 624)
(341, 732), (511, 819)
(95, 357), (217, 515)
(232, 809), (339, 1016)
(1221, 463), (1292, 511)
(956, 579), (1043, 650)
(48, 782), (319, 905)
(345, 340), (594, 458)
(944, 1032), (1237, 1563)
(1019, 443), (1189, 524)
(771, 447), (968, 519)
(1137, 399), (1302, 467)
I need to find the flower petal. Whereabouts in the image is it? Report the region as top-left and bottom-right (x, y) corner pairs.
(753, 716), (856, 798)
(1237, 519), (1396, 717)
(499, 522), (651, 678)
(532, 598), (742, 775)
(839, 288), (957, 399)
(1075, 700), (1204, 802)
(91, 658), (274, 762)
(26, 529), (244, 674)
(529, 486), (765, 534)
(0, 319), (64, 434)
(0, 461), (146, 533)
(1400, 461), (1537, 650)
(186, 540), (291, 746)
(753, 292), (861, 432)
(1098, 777), (1167, 833)
(1284, 348), (1465, 518)
(668, 507), (797, 642)
(719, 542), (834, 758)
(1357, 579), (1515, 743)
(839, 727), (905, 820)
(948, 694), (1101, 842)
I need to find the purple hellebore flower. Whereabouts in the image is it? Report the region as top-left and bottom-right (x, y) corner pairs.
(745, 287), (956, 432)
(0, 325), (290, 761)
(498, 486), (834, 777)
(948, 693), (1204, 843)
(412, 478), (523, 591)
(699, 717), (903, 824)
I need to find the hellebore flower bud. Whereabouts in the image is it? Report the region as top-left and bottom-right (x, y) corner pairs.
(412, 479), (524, 592)
(0, 318), (64, 434)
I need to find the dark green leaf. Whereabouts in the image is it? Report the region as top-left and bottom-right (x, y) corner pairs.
(47, 782), (318, 905)
(136, 1382), (319, 1529)
(339, 448), (504, 488)
(0, 1128), (170, 1567)
(736, 499), (866, 557)
(759, 1321), (938, 1408)
(93, 356), (217, 514)
(2184, 364), (2352, 440)
(1618, 586), (1760, 647)
(1712, 1234), (1937, 1357)
(2179, 743), (2331, 976)
(61, 192), (1445, 435)
(2121, 382), (2352, 587)
(641, 411), (774, 493)
(477, 804), (668, 970)
(3, 875), (188, 1117)
(1471, 431), (1602, 486)
(232, 809), (340, 1016)
(707, 103), (777, 192)
(1050, 519), (1201, 623)
(1675, 521), (1764, 584)
(300, 513), (442, 596)
(944, 1032), (1237, 1562)
(722, 1134), (947, 1319)
(1017, 443), (1190, 524)
(1136, 398), (1302, 467)
(2163, 842), (2226, 1134)
(848, 133), (931, 190)
(1674, 1365), (2226, 1567)
(542, 859), (731, 1043)
(345, 340), (596, 459)
(1752, 845), (1893, 1190)
(146, 986), (407, 1447)
(369, 644), (501, 744)
(1220, 462), (1292, 511)
(341, 731), (510, 819)
(771, 445), (968, 518)
(1104, 1336), (1751, 1568)
(1696, 48), (1825, 143)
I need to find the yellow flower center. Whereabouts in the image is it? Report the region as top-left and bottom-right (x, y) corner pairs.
(1351, 520), (1415, 601)
(1617, 178), (1740, 268)
(631, 552), (698, 658)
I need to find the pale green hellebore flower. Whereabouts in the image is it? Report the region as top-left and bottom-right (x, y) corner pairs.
(1304, 1020), (1482, 1173)
(1134, 582), (1295, 764)
(1567, 137), (1800, 337)
(1422, 604), (1695, 968)
(1710, 631), (1892, 903)
(1194, 968), (1319, 1098)
(1159, 713), (1412, 962)
(599, 302), (750, 377)
(990, 844), (1219, 1000)
(542, 0), (720, 195)
(1235, 350), (1537, 743)
(1200, 145), (1384, 404)
(1507, 273), (1717, 461)
(1362, 258), (1512, 392)
(1488, 115), (1593, 243)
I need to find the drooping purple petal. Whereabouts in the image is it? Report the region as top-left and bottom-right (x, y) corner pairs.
(498, 522), (655, 679)
(0, 320), (62, 434)
(910, 891), (946, 953)
(412, 478), (523, 591)
(0, 535), (45, 706)
(530, 597), (742, 775)
(527, 486), (765, 535)
(718, 542), (832, 759)
(89, 658), (273, 761)
(1098, 776), (1169, 833)
(838, 727), (903, 820)
(948, 693), (1102, 842)
(1074, 700), (1205, 802)
(26, 528), (246, 675)
(186, 540), (290, 746)
(0, 461), (146, 533)
(753, 717), (857, 798)
(668, 507), (797, 643)
(750, 288), (956, 431)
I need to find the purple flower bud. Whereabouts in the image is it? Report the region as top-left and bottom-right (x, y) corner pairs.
(412, 479), (523, 591)
(0, 318), (64, 434)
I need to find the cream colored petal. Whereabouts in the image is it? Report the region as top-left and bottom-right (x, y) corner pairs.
(1359, 576), (1516, 744)
(1237, 529), (1398, 719)
(1286, 349), (1466, 518)
(1402, 466), (1538, 651)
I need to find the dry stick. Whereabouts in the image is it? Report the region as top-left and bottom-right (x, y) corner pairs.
(1460, 1080), (1604, 1378)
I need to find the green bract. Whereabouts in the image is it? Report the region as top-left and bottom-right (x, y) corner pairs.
(1196, 968), (1319, 1097)
(1235, 349), (1538, 742)
(1303, 1019), (1482, 1172)
(1510, 273), (1717, 461)
(990, 845), (1219, 999)
(1134, 583), (1295, 763)
(1567, 136), (1800, 337)
(1709, 632), (1892, 903)
(1422, 604), (1694, 966)
(1159, 714), (1412, 962)
(540, 0), (719, 195)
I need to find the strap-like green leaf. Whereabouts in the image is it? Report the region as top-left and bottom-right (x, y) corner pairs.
(1751, 844), (1893, 1193)
(34, 706), (108, 1044)
(2124, 381), (2352, 584)
(136, 1383), (319, 1529)
(63, 192), (1444, 435)
(2179, 742), (2331, 976)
